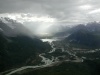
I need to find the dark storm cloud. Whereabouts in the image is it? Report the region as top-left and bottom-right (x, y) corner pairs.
(0, 0), (100, 24)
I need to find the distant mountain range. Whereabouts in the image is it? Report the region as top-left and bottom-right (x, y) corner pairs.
(68, 22), (100, 33)
(64, 22), (100, 49)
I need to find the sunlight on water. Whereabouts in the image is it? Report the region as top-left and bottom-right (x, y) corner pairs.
(41, 39), (57, 43)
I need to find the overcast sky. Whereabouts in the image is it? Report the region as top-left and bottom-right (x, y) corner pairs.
(0, 0), (100, 26)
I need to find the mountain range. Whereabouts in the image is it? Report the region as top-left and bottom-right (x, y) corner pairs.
(1, 17), (100, 75)
(62, 22), (100, 49)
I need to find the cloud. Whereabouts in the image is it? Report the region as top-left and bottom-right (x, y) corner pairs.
(89, 8), (100, 14)
(0, 0), (100, 25)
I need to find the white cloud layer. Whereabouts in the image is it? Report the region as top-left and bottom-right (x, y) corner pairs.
(0, 0), (100, 34)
